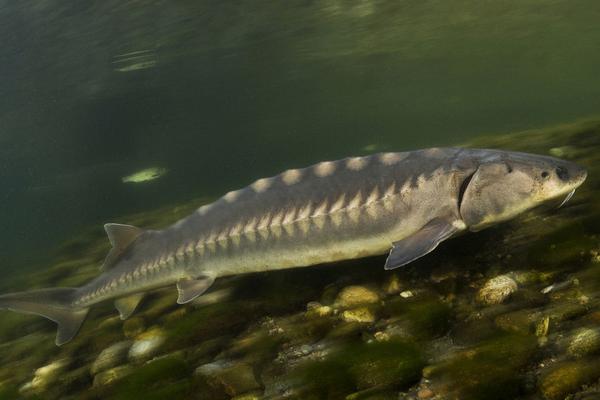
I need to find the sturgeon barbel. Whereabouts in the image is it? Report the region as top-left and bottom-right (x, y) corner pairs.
(0, 148), (587, 345)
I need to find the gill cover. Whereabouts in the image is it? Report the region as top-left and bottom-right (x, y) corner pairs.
(459, 162), (535, 231)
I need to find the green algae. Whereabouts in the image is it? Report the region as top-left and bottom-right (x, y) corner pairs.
(295, 340), (424, 398)
(427, 333), (537, 400)
(382, 296), (452, 339)
(109, 356), (192, 400)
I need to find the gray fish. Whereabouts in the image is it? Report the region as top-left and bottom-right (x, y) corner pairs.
(0, 148), (587, 345)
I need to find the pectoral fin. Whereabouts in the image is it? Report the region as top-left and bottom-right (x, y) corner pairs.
(114, 293), (145, 320)
(176, 274), (216, 304)
(384, 218), (461, 270)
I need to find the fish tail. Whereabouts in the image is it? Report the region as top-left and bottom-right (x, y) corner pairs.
(0, 288), (88, 345)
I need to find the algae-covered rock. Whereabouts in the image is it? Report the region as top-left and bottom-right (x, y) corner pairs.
(427, 333), (537, 399)
(539, 360), (600, 400)
(478, 275), (518, 305)
(123, 316), (146, 339)
(305, 301), (333, 318)
(334, 286), (380, 309)
(111, 355), (192, 399)
(93, 365), (134, 387)
(494, 309), (540, 335)
(128, 328), (166, 362)
(231, 391), (263, 400)
(566, 327), (600, 358)
(91, 340), (132, 375)
(341, 307), (376, 323)
(195, 360), (261, 397)
(30, 358), (71, 391)
(295, 340), (424, 397)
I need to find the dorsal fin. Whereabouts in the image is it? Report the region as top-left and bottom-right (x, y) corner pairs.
(101, 223), (144, 270)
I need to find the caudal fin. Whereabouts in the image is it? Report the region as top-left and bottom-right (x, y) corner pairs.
(0, 288), (88, 345)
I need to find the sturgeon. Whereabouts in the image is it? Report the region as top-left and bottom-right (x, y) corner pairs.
(0, 148), (587, 345)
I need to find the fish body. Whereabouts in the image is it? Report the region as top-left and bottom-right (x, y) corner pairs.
(0, 148), (587, 345)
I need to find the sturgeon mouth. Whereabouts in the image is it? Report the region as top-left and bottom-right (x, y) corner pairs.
(557, 189), (576, 208)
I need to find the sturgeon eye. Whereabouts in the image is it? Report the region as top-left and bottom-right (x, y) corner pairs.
(541, 171), (550, 179)
(556, 166), (569, 181)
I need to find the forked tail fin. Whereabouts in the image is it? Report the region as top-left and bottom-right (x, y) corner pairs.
(0, 288), (88, 345)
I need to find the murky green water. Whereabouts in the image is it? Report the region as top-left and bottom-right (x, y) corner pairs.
(1, 2), (600, 399)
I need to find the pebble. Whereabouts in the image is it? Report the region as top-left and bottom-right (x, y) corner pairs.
(477, 275), (518, 305)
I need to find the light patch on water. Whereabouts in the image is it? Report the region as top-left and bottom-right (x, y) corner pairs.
(121, 167), (167, 184)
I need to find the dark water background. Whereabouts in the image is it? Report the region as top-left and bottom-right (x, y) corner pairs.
(2, 0), (600, 270)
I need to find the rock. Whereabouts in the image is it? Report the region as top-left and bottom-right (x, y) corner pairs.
(91, 340), (132, 375)
(163, 307), (188, 324)
(306, 301), (333, 318)
(58, 365), (92, 393)
(567, 327), (600, 358)
(195, 360), (261, 397)
(535, 316), (550, 344)
(275, 341), (333, 369)
(374, 331), (390, 342)
(128, 328), (166, 362)
(494, 310), (538, 335)
(93, 365), (134, 387)
(191, 288), (233, 307)
(347, 341), (424, 390)
(477, 275), (518, 305)
(231, 391), (263, 400)
(417, 387), (435, 399)
(334, 286), (380, 309)
(399, 290), (414, 298)
(374, 321), (414, 341)
(539, 360), (600, 400)
(123, 316), (146, 339)
(346, 387), (398, 399)
(22, 358), (71, 393)
(341, 307), (375, 323)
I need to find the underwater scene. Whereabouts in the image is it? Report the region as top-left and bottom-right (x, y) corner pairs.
(1, 1), (600, 400)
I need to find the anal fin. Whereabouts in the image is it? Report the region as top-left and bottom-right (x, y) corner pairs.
(114, 293), (145, 320)
(176, 274), (216, 304)
(384, 218), (462, 270)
